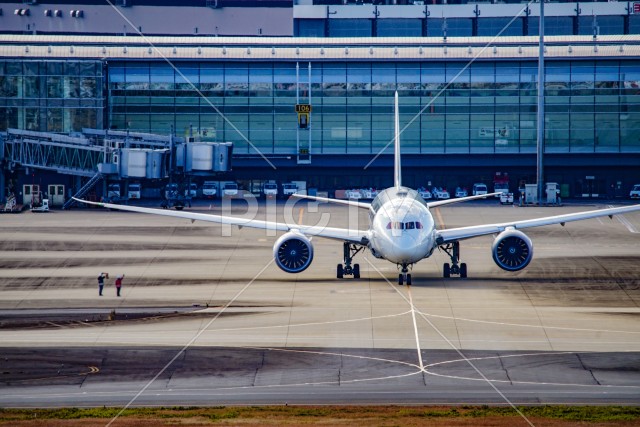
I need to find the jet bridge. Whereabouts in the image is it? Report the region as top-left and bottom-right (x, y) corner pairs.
(1, 128), (233, 206)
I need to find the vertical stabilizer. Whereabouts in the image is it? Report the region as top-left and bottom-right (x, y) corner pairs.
(394, 91), (402, 189)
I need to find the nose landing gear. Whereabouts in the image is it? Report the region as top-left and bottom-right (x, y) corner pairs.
(397, 263), (412, 285)
(337, 242), (364, 279)
(440, 241), (467, 278)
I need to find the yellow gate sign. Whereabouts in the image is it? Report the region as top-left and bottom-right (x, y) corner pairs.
(295, 104), (312, 113)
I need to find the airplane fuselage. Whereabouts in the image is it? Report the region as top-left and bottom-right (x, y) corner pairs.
(367, 186), (437, 265)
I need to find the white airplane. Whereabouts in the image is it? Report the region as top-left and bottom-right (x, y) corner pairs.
(76, 93), (640, 285)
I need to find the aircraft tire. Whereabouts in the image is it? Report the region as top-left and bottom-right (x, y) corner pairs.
(337, 264), (344, 279)
(406, 274), (412, 286)
(443, 263), (451, 278)
(460, 263), (467, 278)
(353, 264), (360, 279)
(398, 274), (404, 286)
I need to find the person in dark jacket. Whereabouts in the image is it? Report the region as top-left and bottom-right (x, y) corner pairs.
(97, 272), (108, 296)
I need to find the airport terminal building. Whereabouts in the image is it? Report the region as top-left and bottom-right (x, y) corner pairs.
(1, 0), (639, 200)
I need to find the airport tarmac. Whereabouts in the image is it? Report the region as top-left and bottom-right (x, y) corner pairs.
(0, 199), (639, 408)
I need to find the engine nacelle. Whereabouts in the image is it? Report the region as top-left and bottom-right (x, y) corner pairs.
(273, 232), (314, 273)
(492, 229), (533, 272)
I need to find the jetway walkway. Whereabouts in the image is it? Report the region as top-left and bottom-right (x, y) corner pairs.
(1, 128), (233, 204)
(3, 129), (108, 177)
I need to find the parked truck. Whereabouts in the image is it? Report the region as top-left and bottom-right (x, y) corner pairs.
(493, 172), (510, 197)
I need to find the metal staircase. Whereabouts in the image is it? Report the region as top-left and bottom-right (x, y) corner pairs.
(62, 172), (103, 210)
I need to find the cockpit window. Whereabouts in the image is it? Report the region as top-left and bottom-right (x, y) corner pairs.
(386, 221), (423, 230)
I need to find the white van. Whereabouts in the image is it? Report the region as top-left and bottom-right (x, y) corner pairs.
(128, 183), (141, 199)
(222, 182), (239, 197)
(472, 183), (488, 196)
(202, 181), (218, 199)
(630, 184), (640, 199)
(262, 182), (278, 198)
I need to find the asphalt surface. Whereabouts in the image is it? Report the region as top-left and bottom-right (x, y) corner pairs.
(0, 199), (639, 408)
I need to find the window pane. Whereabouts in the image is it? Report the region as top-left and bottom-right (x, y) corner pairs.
(427, 18), (472, 37)
(377, 19), (422, 37)
(329, 19), (372, 37)
(477, 17), (523, 37)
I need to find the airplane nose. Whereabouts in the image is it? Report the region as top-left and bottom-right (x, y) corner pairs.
(387, 235), (419, 263)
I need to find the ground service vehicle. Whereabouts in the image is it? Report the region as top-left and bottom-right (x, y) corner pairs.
(500, 192), (514, 205)
(128, 183), (141, 199)
(631, 184), (640, 199)
(432, 187), (450, 200)
(493, 172), (510, 197)
(222, 182), (239, 197)
(282, 183), (298, 197)
(455, 187), (468, 198)
(263, 182), (278, 198)
(185, 183), (198, 198)
(107, 183), (121, 199)
(417, 187), (432, 200)
(472, 183), (488, 196)
(165, 183), (178, 199)
(202, 181), (218, 199)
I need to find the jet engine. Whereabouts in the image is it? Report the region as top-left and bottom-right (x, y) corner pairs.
(492, 229), (533, 272)
(273, 232), (314, 273)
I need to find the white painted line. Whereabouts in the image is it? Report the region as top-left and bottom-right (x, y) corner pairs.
(608, 205), (638, 233)
(407, 287), (424, 371)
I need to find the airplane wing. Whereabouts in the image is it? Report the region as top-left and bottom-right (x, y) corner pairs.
(427, 192), (502, 208)
(436, 203), (640, 244)
(291, 194), (371, 210)
(74, 198), (369, 245)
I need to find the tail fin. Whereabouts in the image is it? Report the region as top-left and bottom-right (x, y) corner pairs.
(394, 91), (401, 189)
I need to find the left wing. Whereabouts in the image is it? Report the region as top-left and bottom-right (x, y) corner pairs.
(74, 198), (368, 245)
(436, 203), (640, 244)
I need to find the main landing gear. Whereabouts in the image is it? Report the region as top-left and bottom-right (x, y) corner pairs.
(398, 264), (412, 286)
(337, 242), (364, 279)
(440, 241), (467, 278)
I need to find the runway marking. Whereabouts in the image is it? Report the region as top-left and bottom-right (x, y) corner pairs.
(608, 205), (638, 233)
(200, 310), (412, 332)
(416, 311), (640, 335)
(366, 259), (535, 427)
(107, 259), (274, 427)
(407, 286), (425, 371)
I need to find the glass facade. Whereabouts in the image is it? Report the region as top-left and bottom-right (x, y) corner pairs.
(108, 59), (640, 155)
(295, 15), (632, 37)
(0, 60), (104, 132)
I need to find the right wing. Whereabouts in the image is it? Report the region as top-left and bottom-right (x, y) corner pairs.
(74, 198), (368, 245)
(291, 194), (371, 210)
